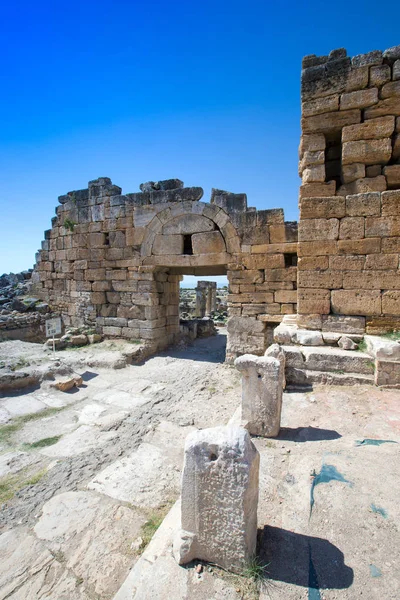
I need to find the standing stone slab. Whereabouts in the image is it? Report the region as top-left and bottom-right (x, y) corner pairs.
(174, 426), (259, 573)
(235, 354), (284, 437)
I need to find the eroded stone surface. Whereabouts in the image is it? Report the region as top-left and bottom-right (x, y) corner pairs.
(174, 426), (259, 573)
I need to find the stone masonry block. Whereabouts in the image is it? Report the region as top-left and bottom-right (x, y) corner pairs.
(365, 216), (400, 238)
(331, 290), (381, 315)
(152, 234), (183, 255)
(382, 291), (400, 316)
(174, 426), (259, 573)
(299, 218), (339, 242)
(235, 354), (284, 437)
(342, 116), (395, 142)
(345, 192), (381, 217)
(381, 191), (400, 216)
(192, 231), (226, 254)
(338, 238), (381, 255)
(342, 139), (392, 165)
(298, 270), (343, 289)
(300, 197), (345, 219)
(302, 109), (361, 134)
(297, 288), (331, 314)
(340, 88), (378, 110)
(339, 217), (365, 239)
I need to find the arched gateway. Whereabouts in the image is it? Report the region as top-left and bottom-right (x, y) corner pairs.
(32, 178), (298, 361)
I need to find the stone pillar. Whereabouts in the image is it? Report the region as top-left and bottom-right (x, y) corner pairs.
(195, 287), (205, 317)
(211, 285), (217, 312)
(205, 287), (212, 316)
(174, 426), (259, 573)
(234, 352), (284, 437)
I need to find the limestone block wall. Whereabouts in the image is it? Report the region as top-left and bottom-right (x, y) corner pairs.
(298, 45), (400, 334)
(32, 178), (297, 358)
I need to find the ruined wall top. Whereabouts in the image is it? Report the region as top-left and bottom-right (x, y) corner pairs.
(299, 45), (400, 198)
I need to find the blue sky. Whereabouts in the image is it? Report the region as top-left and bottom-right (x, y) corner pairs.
(0, 0), (398, 274)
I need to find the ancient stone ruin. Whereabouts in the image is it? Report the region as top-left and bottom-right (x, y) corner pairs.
(195, 281), (217, 318)
(174, 426), (259, 573)
(22, 43), (399, 383)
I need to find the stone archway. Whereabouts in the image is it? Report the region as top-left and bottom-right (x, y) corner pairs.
(32, 178), (298, 362)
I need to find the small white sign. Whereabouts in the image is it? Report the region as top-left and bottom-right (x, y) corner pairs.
(45, 317), (62, 338)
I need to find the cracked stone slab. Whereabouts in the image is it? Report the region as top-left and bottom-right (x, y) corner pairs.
(92, 390), (152, 410)
(0, 527), (89, 600)
(34, 491), (145, 598)
(39, 425), (119, 458)
(88, 442), (179, 507)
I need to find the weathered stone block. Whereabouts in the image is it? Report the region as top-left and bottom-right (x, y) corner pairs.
(382, 291), (400, 315)
(299, 197), (345, 219)
(341, 163), (365, 183)
(365, 254), (399, 270)
(338, 238), (380, 255)
(337, 175), (387, 197)
(341, 116), (395, 142)
(321, 315), (366, 334)
(381, 80), (400, 99)
(340, 88), (378, 110)
(299, 134), (326, 155)
(381, 191), (400, 216)
(174, 426), (259, 572)
(299, 181), (336, 198)
(85, 268), (106, 281)
(383, 165), (400, 189)
(302, 94), (339, 117)
(331, 290), (381, 315)
(375, 360), (400, 387)
(302, 165), (325, 183)
(191, 231), (226, 254)
(365, 216), (400, 238)
(298, 270), (343, 289)
(235, 355), (284, 437)
(342, 138), (392, 165)
(274, 290), (297, 303)
(369, 65), (391, 87)
(152, 234), (183, 255)
(297, 288), (331, 314)
(382, 237), (400, 253)
(298, 240), (338, 257)
(299, 218), (339, 241)
(162, 214), (214, 235)
(302, 109), (361, 133)
(298, 256), (329, 270)
(345, 192), (381, 217)
(339, 217), (365, 239)
(364, 97), (400, 119)
(329, 255), (365, 270)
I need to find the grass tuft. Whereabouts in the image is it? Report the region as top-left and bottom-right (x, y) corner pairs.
(137, 499), (175, 554)
(0, 466), (48, 503)
(0, 407), (66, 445)
(22, 436), (61, 449)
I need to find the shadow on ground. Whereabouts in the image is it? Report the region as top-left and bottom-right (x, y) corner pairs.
(259, 526), (354, 591)
(150, 331), (228, 365)
(277, 426), (342, 442)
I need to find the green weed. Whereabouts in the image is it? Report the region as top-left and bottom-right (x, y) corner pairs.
(0, 467), (48, 503)
(63, 218), (76, 232)
(0, 407), (66, 445)
(137, 500), (175, 554)
(383, 331), (400, 342)
(22, 436), (61, 449)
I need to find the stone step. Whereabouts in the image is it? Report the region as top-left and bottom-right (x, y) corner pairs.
(286, 367), (375, 387)
(281, 345), (375, 376)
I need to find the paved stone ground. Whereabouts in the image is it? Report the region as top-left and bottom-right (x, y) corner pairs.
(1, 331), (400, 599)
(114, 382), (400, 600)
(0, 330), (240, 599)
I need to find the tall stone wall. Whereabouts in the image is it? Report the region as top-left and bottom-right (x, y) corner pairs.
(32, 178), (297, 359)
(298, 45), (400, 334)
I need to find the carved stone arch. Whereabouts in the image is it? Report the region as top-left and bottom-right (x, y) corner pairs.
(140, 201), (241, 260)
